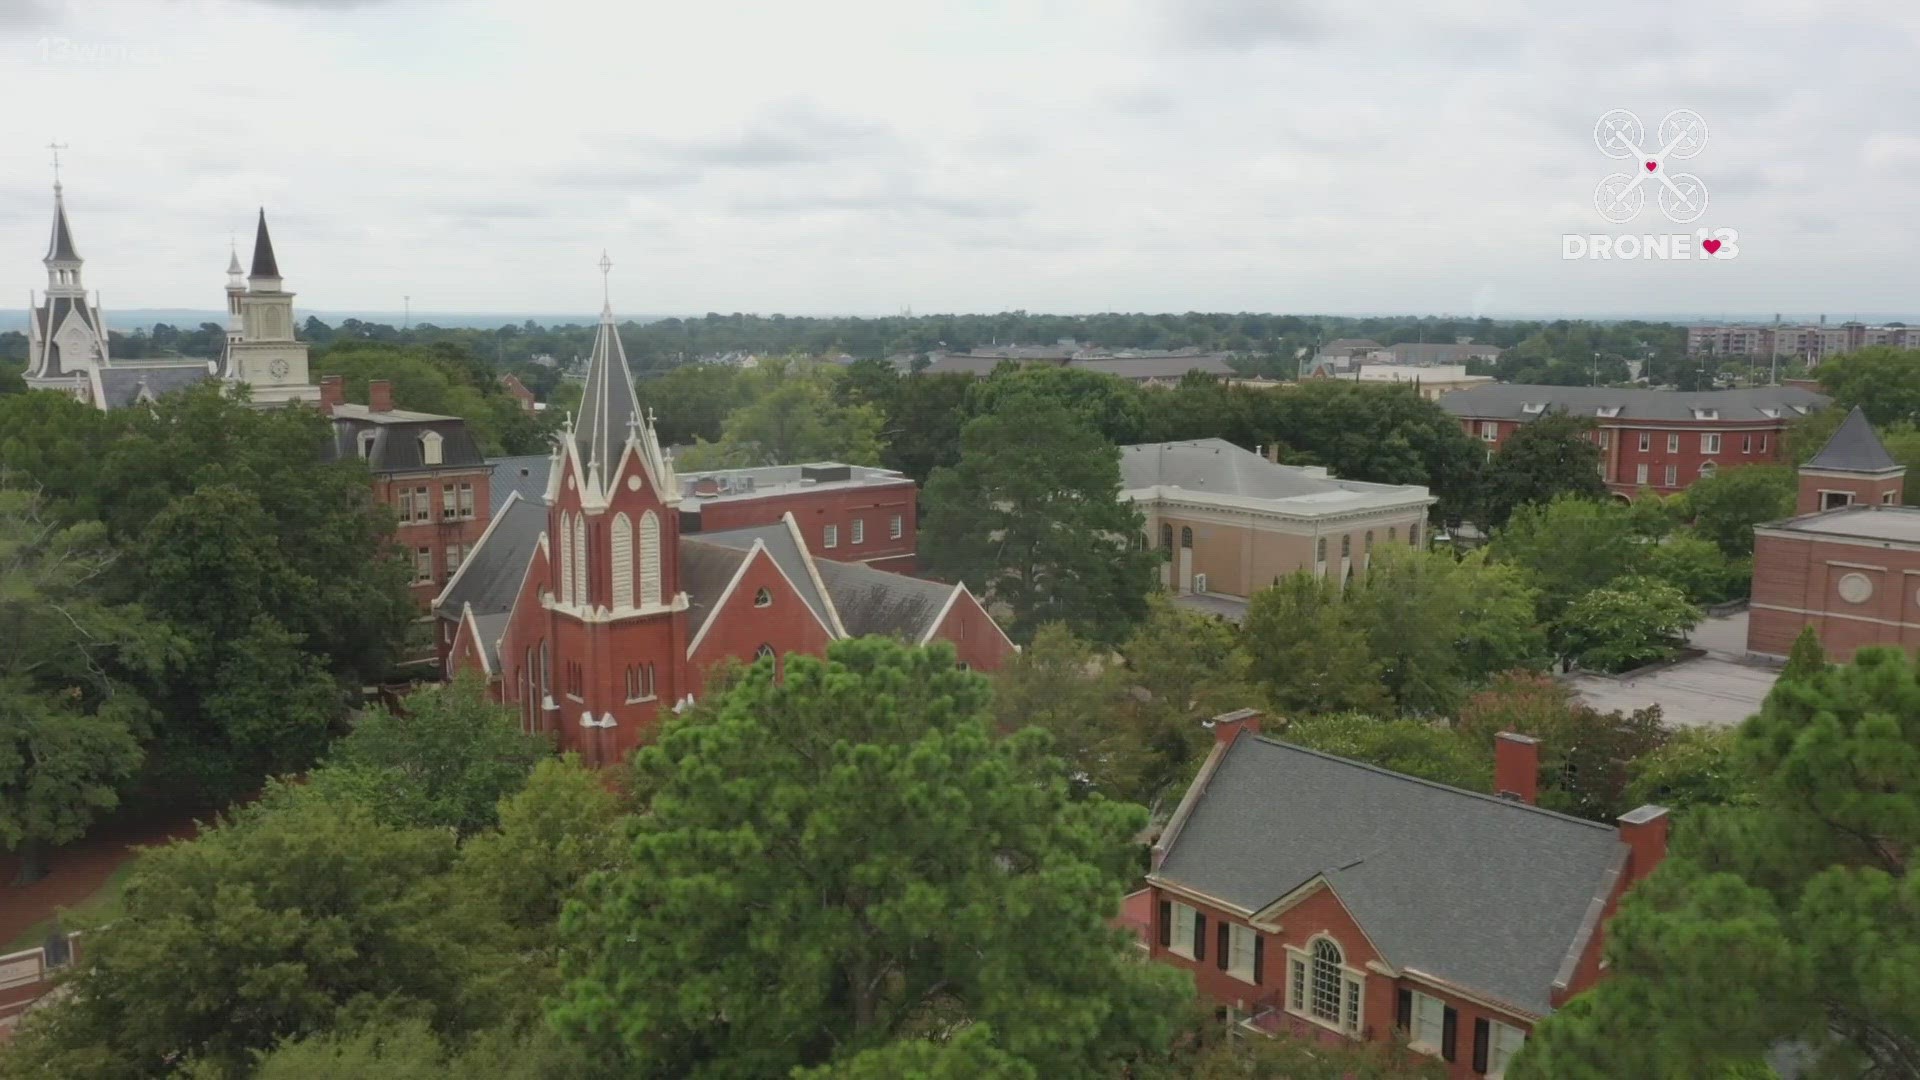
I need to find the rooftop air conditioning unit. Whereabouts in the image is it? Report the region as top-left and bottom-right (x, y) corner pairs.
(1193, 572), (1209, 594)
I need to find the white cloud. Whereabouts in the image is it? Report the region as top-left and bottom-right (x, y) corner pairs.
(0, 0), (1914, 317)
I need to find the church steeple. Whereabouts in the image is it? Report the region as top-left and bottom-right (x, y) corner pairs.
(43, 180), (84, 297)
(248, 209), (282, 289)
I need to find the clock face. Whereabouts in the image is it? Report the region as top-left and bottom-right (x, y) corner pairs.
(268, 358), (290, 379)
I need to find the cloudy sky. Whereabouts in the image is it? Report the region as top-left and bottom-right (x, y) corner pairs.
(2, 0), (1917, 319)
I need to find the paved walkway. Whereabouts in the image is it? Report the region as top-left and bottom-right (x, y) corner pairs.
(1566, 611), (1781, 730)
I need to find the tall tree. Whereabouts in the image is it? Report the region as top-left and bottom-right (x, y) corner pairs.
(1350, 547), (1547, 715)
(676, 362), (883, 469)
(1815, 344), (1920, 424)
(1678, 464), (1795, 557)
(1489, 495), (1642, 621)
(1252, 381), (1483, 524)
(1479, 411), (1607, 527)
(1511, 646), (1920, 1077)
(550, 638), (1191, 1079)
(1552, 575), (1699, 673)
(0, 489), (175, 883)
(921, 398), (1157, 645)
(1241, 572), (1390, 717)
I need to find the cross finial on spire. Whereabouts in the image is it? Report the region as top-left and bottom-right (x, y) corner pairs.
(48, 141), (67, 190)
(598, 251), (612, 307)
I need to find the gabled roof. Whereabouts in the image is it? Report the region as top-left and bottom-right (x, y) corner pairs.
(1120, 438), (1431, 514)
(489, 454), (554, 514)
(45, 186), (79, 263)
(1806, 405), (1900, 473)
(1153, 734), (1625, 1016)
(679, 538), (752, 644)
(693, 521), (835, 633)
(435, 493), (546, 621)
(250, 209), (280, 280)
(94, 364), (213, 409)
(814, 559), (955, 641)
(574, 306), (641, 478)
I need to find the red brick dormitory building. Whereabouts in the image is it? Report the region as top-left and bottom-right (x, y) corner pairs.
(1125, 712), (1669, 1079)
(432, 282), (1014, 766)
(1749, 406), (1920, 660)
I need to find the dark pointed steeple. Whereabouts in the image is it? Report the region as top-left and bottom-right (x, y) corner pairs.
(249, 208), (281, 281)
(1807, 406), (1899, 474)
(45, 185), (80, 265)
(574, 253), (642, 481)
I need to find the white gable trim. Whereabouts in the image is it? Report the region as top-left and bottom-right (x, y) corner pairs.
(781, 512), (849, 638)
(459, 603), (495, 676)
(916, 585), (964, 646)
(432, 488), (527, 618)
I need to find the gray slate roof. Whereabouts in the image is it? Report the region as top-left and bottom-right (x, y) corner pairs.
(489, 455), (553, 514)
(679, 539), (752, 642)
(1807, 406), (1899, 473)
(250, 209), (280, 279)
(1121, 438), (1406, 502)
(1438, 383), (1829, 423)
(473, 611), (509, 672)
(1375, 342), (1501, 363)
(695, 522), (835, 633)
(436, 494), (545, 622)
(814, 559), (954, 641)
(46, 189), (79, 262)
(95, 364), (214, 409)
(1156, 735), (1626, 1016)
(574, 311), (641, 476)
(917, 354), (1031, 378)
(326, 411), (486, 473)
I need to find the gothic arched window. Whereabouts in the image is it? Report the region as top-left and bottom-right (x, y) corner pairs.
(572, 514), (587, 607)
(611, 513), (634, 609)
(1181, 526), (1194, 549)
(639, 511), (662, 607)
(558, 512), (574, 603)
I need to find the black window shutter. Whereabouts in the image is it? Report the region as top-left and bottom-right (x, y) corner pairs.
(1252, 937), (1264, 985)
(1442, 1006), (1459, 1062)
(1157, 900), (1171, 948)
(1193, 913), (1207, 961)
(1216, 923), (1230, 970)
(1473, 1017), (1490, 1074)
(1396, 988), (1412, 1031)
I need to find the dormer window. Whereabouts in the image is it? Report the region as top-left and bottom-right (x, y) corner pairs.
(1691, 408), (1719, 420)
(1596, 405), (1621, 418)
(420, 430), (444, 466)
(1760, 407), (1781, 419)
(357, 431), (376, 459)
(1521, 402), (1546, 415)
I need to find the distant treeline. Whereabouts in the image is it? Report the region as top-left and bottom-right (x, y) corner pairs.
(0, 312), (1697, 384)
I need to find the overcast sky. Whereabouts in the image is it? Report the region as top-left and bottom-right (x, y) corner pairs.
(2, 0), (1917, 319)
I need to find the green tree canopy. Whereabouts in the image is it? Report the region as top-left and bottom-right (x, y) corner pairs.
(921, 398), (1157, 645)
(1280, 713), (1492, 792)
(551, 638), (1191, 1079)
(1479, 411), (1607, 527)
(1553, 575), (1699, 673)
(1677, 464), (1795, 558)
(676, 361), (884, 469)
(1815, 344), (1920, 424)
(1242, 571), (1390, 717)
(1489, 494), (1643, 621)
(1512, 646), (1920, 1077)
(1350, 547), (1547, 715)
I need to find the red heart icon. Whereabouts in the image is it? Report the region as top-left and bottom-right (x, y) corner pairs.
(1702, 238), (1722, 254)
(1644, 161), (1657, 172)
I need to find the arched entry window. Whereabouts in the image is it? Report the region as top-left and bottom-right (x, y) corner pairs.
(1310, 938), (1344, 1023)
(1180, 527), (1193, 548)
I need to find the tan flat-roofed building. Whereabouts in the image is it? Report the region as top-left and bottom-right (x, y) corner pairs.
(1121, 439), (1436, 612)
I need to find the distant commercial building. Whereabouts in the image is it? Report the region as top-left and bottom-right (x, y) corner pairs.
(1338, 364), (1494, 399)
(1120, 439), (1435, 612)
(1749, 407), (1920, 660)
(1437, 385), (1828, 498)
(915, 346), (1236, 383)
(1368, 341), (1503, 365)
(1686, 322), (1920, 365)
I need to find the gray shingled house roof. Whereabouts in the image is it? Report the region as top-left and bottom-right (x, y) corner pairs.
(1121, 438), (1423, 504)
(489, 455), (553, 514)
(814, 559), (954, 641)
(435, 494), (545, 623)
(1068, 355), (1236, 382)
(693, 522), (836, 632)
(1437, 383), (1829, 423)
(1806, 406), (1900, 473)
(679, 539), (752, 642)
(95, 364), (214, 409)
(1154, 735), (1627, 1016)
(326, 409), (486, 473)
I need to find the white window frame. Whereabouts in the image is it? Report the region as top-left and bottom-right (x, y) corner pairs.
(413, 485), (430, 522)
(1169, 901), (1198, 960)
(851, 518), (865, 545)
(1667, 432), (1680, 453)
(889, 514), (903, 540)
(1702, 433), (1721, 454)
(1759, 434), (1769, 453)
(1227, 922), (1258, 984)
(1410, 990), (1447, 1055)
(459, 482), (475, 519)
(1638, 431), (1650, 452)
(420, 430), (443, 466)
(1636, 463), (1649, 485)
(1487, 1020), (1526, 1078)
(1282, 935), (1365, 1036)
(413, 546), (433, 584)
(1743, 434), (1753, 454)
(1664, 465), (1677, 487)
(1479, 421), (1498, 441)
(823, 524), (839, 549)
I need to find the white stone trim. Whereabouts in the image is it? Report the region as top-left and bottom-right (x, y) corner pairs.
(1750, 601), (1920, 631)
(432, 489), (526, 617)
(781, 512), (849, 639)
(917, 585), (964, 647)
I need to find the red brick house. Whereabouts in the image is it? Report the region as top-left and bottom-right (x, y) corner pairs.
(432, 286), (1014, 765)
(1128, 712), (1668, 1079)
(321, 376), (492, 610)
(1437, 385), (1827, 498)
(499, 372), (537, 413)
(1749, 406), (1919, 660)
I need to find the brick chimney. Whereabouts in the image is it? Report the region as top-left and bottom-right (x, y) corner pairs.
(318, 375), (345, 415)
(368, 379), (394, 414)
(1494, 732), (1539, 805)
(1210, 708), (1262, 746)
(1617, 805), (1670, 886)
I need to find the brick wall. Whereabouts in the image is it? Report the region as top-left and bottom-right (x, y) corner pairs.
(1749, 531), (1920, 659)
(378, 466), (494, 608)
(1456, 417), (1790, 497)
(692, 483), (917, 568)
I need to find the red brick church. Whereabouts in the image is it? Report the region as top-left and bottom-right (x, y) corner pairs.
(433, 264), (1014, 765)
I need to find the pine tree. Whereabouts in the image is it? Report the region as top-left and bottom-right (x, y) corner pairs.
(1779, 624), (1827, 683)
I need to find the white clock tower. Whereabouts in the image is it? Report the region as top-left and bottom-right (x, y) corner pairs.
(220, 209), (320, 406)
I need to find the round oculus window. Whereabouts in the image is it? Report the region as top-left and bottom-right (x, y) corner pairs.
(627, 475), (641, 492)
(1837, 572), (1873, 605)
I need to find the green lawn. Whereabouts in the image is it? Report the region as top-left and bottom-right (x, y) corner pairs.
(2, 862), (135, 955)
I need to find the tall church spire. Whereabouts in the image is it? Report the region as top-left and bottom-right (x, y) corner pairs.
(249, 208), (281, 284)
(43, 144), (83, 296)
(574, 252), (644, 483)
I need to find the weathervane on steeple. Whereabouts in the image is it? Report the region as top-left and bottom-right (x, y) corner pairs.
(599, 251), (612, 309)
(47, 141), (67, 191)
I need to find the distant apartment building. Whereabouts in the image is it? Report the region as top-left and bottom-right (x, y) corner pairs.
(1120, 439), (1435, 616)
(1687, 322), (1920, 364)
(1313, 364), (1495, 399)
(1437, 385), (1828, 498)
(321, 377), (492, 609)
(1368, 341), (1503, 365)
(915, 345), (1236, 383)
